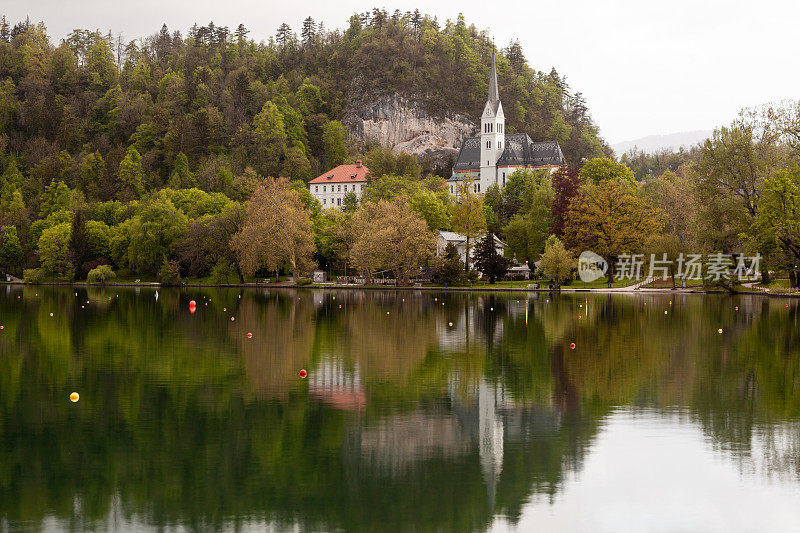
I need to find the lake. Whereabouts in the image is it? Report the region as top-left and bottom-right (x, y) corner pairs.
(1, 287), (799, 532)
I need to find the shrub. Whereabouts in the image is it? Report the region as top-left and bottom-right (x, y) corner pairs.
(157, 259), (181, 286)
(87, 265), (116, 284)
(296, 277), (313, 286)
(209, 261), (239, 285)
(23, 268), (45, 284)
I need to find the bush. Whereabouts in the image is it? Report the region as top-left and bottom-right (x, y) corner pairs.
(157, 259), (181, 286)
(209, 260), (239, 285)
(23, 268), (45, 284)
(87, 265), (116, 284)
(466, 269), (479, 283)
(296, 277), (313, 286)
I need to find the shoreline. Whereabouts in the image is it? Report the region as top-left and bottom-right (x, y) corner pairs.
(3, 281), (799, 297)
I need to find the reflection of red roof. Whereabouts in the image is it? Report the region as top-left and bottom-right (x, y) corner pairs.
(308, 161), (370, 184)
(311, 391), (367, 410)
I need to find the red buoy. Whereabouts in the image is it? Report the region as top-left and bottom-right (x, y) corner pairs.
(299, 369), (307, 378)
(570, 342), (576, 350)
(0, 325), (4, 330)
(189, 300), (196, 307)
(247, 332), (253, 338)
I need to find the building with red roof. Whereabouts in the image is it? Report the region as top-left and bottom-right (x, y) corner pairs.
(308, 160), (370, 208)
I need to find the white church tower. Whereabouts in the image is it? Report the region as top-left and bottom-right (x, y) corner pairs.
(479, 49), (505, 193)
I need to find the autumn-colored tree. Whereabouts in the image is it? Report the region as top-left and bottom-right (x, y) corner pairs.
(551, 167), (581, 237)
(451, 180), (486, 271)
(350, 198), (435, 285)
(232, 177), (316, 281)
(563, 180), (666, 285)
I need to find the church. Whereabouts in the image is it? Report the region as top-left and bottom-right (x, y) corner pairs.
(448, 51), (566, 195)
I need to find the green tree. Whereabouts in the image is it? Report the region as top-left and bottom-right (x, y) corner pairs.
(472, 232), (510, 283)
(38, 222), (72, 275)
(0, 225), (24, 275)
(432, 241), (465, 285)
(322, 121), (348, 168)
(578, 158), (636, 185)
(563, 180), (666, 286)
(539, 235), (573, 288)
(168, 152), (196, 189)
(118, 147), (145, 199)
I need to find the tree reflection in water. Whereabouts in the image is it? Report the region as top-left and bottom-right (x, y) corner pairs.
(0, 287), (799, 531)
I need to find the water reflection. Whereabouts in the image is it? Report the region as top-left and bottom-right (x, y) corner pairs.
(1, 288), (799, 531)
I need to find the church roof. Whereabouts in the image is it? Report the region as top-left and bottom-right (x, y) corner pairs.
(497, 135), (565, 167)
(486, 49), (501, 115)
(453, 137), (482, 171)
(452, 134), (565, 172)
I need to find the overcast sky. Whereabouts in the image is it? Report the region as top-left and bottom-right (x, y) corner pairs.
(5, 0), (800, 144)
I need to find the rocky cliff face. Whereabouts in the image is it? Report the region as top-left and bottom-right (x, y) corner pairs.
(343, 94), (476, 171)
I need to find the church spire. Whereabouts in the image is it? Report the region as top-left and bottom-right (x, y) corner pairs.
(487, 47), (499, 110)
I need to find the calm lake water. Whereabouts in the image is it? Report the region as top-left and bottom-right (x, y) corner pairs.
(1, 286), (800, 532)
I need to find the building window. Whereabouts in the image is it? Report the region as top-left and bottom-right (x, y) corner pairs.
(337, 185), (341, 192)
(314, 186), (318, 192)
(323, 198), (326, 205)
(323, 186), (326, 192)
(478, 184), (481, 192)
(498, 141), (502, 150)
(337, 198), (341, 206)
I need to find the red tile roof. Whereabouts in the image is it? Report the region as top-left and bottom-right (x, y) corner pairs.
(308, 161), (370, 184)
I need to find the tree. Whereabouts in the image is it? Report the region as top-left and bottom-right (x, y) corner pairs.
(644, 233), (684, 289)
(168, 152), (196, 189)
(232, 177), (316, 281)
(38, 222), (72, 276)
(748, 166), (800, 266)
(451, 181), (486, 271)
(0, 225), (24, 276)
(472, 232), (510, 283)
(301, 17), (316, 47)
(539, 235), (573, 288)
(342, 191), (359, 213)
(68, 209), (91, 279)
(578, 158), (636, 185)
(123, 194), (188, 274)
(433, 242), (465, 285)
(563, 180), (666, 286)
(551, 167), (581, 237)
(276, 23), (292, 48)
(252, 101), (287, 177)
(322, 121), (347, 168)
(118, 147), (145, 199)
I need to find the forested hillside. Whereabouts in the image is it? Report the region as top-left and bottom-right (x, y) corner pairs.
(0, 10), (606, 206)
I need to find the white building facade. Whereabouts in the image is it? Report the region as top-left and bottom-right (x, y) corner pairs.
(308, 160), (370, 209)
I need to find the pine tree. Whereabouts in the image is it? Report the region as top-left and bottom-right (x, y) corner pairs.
(276, 23), (292, 48)
(472, 232), (510, 283)
(301, 17), (316, 47)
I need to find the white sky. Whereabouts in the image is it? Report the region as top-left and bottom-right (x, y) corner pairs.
(5, 0), (800, 144)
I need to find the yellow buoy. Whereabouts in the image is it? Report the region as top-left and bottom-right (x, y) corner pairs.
(70, 392), (79, 402)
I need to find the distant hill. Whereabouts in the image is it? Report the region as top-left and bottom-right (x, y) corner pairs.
(612, 130), (713, 155)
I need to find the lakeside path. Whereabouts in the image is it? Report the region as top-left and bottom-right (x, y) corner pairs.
(4, 279), (800, 297)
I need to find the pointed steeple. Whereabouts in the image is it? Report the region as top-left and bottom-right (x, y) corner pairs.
(487, 47), (499, 111)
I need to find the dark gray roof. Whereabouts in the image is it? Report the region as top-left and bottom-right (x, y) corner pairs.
(453, 134), (565, 171)
(497, 135), (565, 167)
(453, 137), (482, 171)
(486, 50), (500, 114)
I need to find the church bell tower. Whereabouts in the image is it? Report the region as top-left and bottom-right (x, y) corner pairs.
(479, 49), (505, 193)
